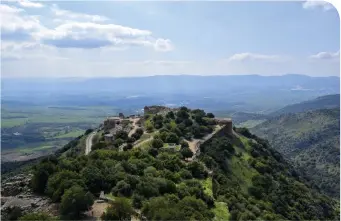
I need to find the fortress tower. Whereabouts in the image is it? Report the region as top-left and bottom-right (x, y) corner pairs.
(216, 118), (233, 135)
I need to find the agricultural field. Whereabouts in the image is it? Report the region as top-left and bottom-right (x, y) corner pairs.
(1, 105), (123, 162)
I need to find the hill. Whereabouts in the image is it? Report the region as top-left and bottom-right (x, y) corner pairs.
(270, 94), (340, 116)
(251, 108), (340, 198)
(2, 106), (338, 220)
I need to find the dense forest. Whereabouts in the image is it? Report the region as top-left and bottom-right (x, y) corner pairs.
(3, 106), (339, 221)
(252, 108), (340, 198)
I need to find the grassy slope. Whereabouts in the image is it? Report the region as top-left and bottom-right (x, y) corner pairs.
(199, 130), (339, 220)
(251, 108), (340, 198)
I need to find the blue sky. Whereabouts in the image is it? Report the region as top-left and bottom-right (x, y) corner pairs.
(1, 0), (340, 77)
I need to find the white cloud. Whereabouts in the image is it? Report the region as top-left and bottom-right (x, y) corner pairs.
(51, 4), (108, 22)
(0, 3), (173, 51)
(0, 4), (44, 40)
(154, 39), (174, 52)
(36, 22), (156, 49)
(302, 1), (334, 11)
(310, 50), (340, 60)
(18, 0), (44, 8)
(228, 53), (281, 62)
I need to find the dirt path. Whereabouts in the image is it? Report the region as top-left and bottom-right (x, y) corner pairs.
(134, 136), (152, 149)
(88, 201), (109, 220)
(186, 125), (224, 161)
(128, 118), (140, 137)
(85, 132), (96, 155)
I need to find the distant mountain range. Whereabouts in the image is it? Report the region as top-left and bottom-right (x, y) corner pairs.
(2, 74), (339, 113)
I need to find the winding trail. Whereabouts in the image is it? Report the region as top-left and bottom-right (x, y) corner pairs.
(85, 132), (96, 155)
(128, 118), (139, 137)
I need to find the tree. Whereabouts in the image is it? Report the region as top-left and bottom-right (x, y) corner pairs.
(160, 131), (169, 142)
(206, 113), (215, 118)
(166, 133), (179, 144)
(19, 212), (57, 221)
(31, 161), (57, 194)
(46, 170), (86, 202)
(112, 180), (132, 197)
(124, 143), (133, 151)
(187, 161), (207, 179)
(152, 139), (164, 149)
(177, 110), (189, 119)
(101, 198), (134, 221)
(84, 129), (94, 135)
(132, 193), (145, 209)
(132, 132), (141, 141)
(127, 137), (136, 143)
(60, 185), (94, 219)
(115, 131), (128, 141)
(81, 166), (104, 194)
(92, 142), (106, 150)
(166, 111), (175, 119)
(180, 146), (193, 159)
(180, 140), (189, 148)
(136, 128), (144, 135)
(114, 138), (124, 148)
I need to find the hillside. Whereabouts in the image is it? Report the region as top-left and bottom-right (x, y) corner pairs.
(1, 106), (339, 220)
(252, 108), (340, 198)
(270, 94), (340, 116)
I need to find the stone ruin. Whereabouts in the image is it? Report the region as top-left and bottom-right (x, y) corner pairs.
(215, 118), (233, 135)
(144, 106), (172, 115)
(103, 117), (120, 131)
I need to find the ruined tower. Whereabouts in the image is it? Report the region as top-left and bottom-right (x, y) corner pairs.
(216, 118), (233, 135)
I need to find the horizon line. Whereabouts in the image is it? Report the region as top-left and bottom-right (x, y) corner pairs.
(2, 73), (340, 79)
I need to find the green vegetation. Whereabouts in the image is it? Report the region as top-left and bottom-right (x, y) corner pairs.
(1, 105), (119, 161)
(101, 197), (134, 221)
(252, 108), (340, 198)
(199, 129), (338, 220)
(19, 212), (58, 221)
(212, 202), (230, 221)
(54, 130), (84, 138)
(14, 106), (339, 220)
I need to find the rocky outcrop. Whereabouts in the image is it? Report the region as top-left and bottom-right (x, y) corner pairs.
(1, 173), (58, 219)
(1, 174), (32, 197)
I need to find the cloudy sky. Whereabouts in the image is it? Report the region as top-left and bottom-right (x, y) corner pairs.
(1, 0), (339, 78)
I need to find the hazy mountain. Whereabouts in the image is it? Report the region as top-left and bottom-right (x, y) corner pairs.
(270, 94), (340, 116)
(2, 74), (340, 113)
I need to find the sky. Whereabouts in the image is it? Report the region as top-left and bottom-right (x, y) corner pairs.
(1, 0), (340, 78)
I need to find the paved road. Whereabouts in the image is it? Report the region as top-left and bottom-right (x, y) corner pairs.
(85, 132), (96, 155)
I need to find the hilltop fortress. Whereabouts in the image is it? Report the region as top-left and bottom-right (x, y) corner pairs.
(144, 105), (233, 135)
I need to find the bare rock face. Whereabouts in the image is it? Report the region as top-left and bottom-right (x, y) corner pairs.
(1, 173), (58, 219)
(1, 174), (32, 197)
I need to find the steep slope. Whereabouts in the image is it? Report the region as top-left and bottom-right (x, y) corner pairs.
(251, 108), (340, 198)
(270, 94), (340, 116)
(197, 127), (338, 220)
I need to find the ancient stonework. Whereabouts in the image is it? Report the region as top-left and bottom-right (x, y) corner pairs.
(215, 118), (233, 135)
(144, 106), (171, 115)
(103, 117), (120, 131)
